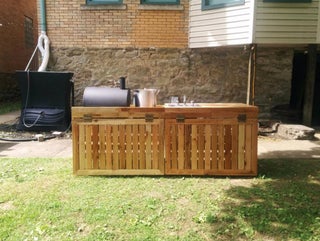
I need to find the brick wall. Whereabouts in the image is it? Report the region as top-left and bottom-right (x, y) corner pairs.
(0, 0), (37, 102)
(0, 0), (38, 73)
(45, 0), (188, 48)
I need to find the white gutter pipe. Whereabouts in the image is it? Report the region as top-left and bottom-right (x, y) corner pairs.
(37, 31), (50, 71)
(37, 0), (50, 71)
(25, 0), (50, 71)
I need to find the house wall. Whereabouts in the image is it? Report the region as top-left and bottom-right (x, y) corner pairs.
(45, 0), (293, 118)
(254, 0), (320, 44)
(0, 0), (38, 102)
(189, 0), (254, 48)
(189, 0), (320, 47)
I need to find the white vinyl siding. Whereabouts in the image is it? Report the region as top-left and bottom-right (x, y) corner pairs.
(254, 0), (320, 44)
(189, 0), (254, 48)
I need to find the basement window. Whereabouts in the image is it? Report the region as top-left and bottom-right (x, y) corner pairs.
(141, 0), (180, 4)
(202, 0), (245, 10)
(86, 0), (122, 4)
(24, 16), (34, 49)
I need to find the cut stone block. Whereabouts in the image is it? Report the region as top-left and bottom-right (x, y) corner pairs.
(277, 124), (315, 140)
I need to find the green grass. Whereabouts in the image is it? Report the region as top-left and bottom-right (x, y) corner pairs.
(0, 101), (20, 115)
(0, 157), (319, 241)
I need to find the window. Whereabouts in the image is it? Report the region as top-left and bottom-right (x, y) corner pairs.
(24, 16), (34, 49)
(202, 0), (245, 10)
(86, 0), (122, 5)
(263, 0), (311, 2)
(141, 0), (180, 4)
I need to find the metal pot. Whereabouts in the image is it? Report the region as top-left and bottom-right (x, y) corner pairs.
(134, 88), (160, 107)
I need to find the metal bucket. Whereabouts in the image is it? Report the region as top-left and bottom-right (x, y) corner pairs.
(134, 88), (159, 107)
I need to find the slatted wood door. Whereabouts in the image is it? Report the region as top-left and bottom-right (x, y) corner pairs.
(73, 119), (165, 175)
(165, 118), (257, 176)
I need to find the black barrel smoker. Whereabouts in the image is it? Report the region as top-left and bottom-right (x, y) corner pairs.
(82, 77), (131, 107)
(16, 70), (74, 131)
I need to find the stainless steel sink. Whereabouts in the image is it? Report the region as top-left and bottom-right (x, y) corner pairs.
(164, 103), (200, 107)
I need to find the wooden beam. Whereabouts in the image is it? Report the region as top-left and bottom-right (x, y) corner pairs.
(303, 44), (317, 126)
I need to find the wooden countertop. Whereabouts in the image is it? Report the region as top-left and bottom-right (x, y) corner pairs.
(72, 103), (258, 120)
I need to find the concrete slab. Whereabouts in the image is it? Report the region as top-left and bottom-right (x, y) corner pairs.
(258, 134), (320, 159)
(0, 110), (20, 124)
(0, 110), (72, 158)
(0, 138), (72, 158)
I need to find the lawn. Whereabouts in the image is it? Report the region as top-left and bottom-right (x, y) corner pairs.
(0, 101), (20, 115)
(0, 157), (319, 241)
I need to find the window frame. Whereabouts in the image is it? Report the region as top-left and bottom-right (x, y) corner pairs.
(24, 16), (34, 49)
(263, 0), (311, 2)
(141, 0), (180, 5)
(202, 0), (245, 10)
(86, 0), (123, 5)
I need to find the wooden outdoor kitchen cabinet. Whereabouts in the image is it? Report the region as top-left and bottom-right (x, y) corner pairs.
(72, 104), (258, 176)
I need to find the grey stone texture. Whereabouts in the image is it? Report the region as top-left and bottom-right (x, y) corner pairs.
(277, 124), (315, 140)
(47, 46), (293, 117)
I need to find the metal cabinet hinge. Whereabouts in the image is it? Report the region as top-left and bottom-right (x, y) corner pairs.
(176, 115), (185, 123)
(83, 114), (93, 122)
(145, 114), (154, 122)
(238, 114), (247, 123)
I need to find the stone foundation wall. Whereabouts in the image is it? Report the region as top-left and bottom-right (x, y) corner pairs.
(255, 47), (293, 117)
(48, 46), (293, 117)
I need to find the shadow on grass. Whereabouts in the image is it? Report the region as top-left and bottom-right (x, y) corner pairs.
(214, 158), (320, 240)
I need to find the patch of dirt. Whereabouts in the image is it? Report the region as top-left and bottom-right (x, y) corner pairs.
(229, 179), (254, 188)
(0, 201), (15, 211)
(0, 118), (71, 141)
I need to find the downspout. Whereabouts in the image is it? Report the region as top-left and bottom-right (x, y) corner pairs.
(37, 0), (50, 71)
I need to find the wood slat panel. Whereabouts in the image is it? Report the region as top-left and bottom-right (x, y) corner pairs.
(191, 125), (198, 170)
(231, 124), (238, 170)
(184, 125), (192, 169)
(171, 124), (178, 169)
(224, 125), (232, 169)
(85, 125), (92, 169)
(158, 121), (165, 173)
(126, 125), (132, 169)
(178, 124), (185, 169)
(132, 125), (139, 169)
(92, 125), (99, 169)
(211, 124), (218, 170)
(251, 122), (258, 175)
(119, 125), (126, 169)
(164, 118), (257, 175)
(139, 124), (146, 169)
(198, 125), (205, 169)
(204, 125), (211, 170)
(112, 125), (119, 170)
(245, 124), (253, 171)
(238, 124), (246, 170)
(79, 124), (86, 170)
(146, 124), (152, 170)
(98, 125), (106, 169)
(106, 125), (113, 169)
(72, 122), (80, 174)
